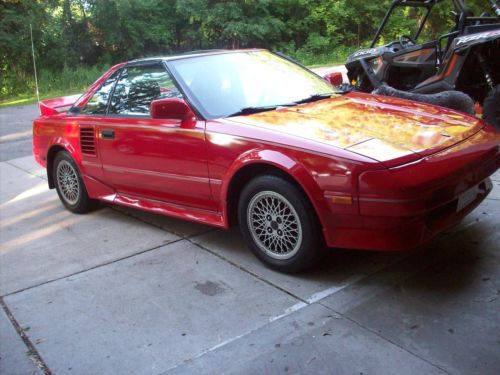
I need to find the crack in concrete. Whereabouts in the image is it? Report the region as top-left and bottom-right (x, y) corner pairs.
(319, 302), (453, 375)
(1, 239), (184, 299)
(0, 298), (52, 375)
(185, 237), (308, 304)
(3, 159), (47, 181)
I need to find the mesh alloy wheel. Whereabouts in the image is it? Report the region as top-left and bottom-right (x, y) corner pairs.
(56, 160), (80, 205)
(246, 190), (303, 260)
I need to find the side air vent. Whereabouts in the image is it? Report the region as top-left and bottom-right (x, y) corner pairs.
(80, 127), (96, 156)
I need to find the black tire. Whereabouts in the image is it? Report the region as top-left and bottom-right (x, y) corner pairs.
(483, 85), (500, 131)
(238, 175), (322, 273)
(53, 151), (97, 213)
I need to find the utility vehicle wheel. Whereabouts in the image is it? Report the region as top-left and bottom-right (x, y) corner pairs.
(53, 151), (96, 213)
(238, 175), (322, 273)
(483, 85), (500, 131)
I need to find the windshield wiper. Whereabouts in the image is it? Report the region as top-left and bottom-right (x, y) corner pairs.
(227, 105), (285, 117)
(226, 93), (336, 117)
(293, 92), (336, 105)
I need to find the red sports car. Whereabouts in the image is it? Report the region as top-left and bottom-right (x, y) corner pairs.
(33, 49), (500, 272)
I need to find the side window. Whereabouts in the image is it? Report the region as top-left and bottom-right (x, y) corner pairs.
(109, 64), (181, 116)
(81, 70), (120, 115)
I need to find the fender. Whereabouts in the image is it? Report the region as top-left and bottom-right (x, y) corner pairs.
(47, 135), (81, 167)
(219, 147), (330, 230)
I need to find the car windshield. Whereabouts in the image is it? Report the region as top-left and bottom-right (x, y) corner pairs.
(167, 50), (335, 119)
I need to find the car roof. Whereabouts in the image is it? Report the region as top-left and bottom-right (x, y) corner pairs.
(127, 48), (264, 65)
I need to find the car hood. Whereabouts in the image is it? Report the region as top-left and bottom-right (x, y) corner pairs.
(230, 92), (484, 167)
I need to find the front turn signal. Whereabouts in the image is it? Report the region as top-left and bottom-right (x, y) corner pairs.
(330, 196), (353, 204)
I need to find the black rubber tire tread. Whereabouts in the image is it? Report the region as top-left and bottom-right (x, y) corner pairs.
(238, 174), (322, 273)
(53, 151), (97, 213)
(483, 85), (500, 131)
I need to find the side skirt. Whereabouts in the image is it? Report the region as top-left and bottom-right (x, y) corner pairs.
(103, 193), (227, 229)
(82, 174), (227, 229)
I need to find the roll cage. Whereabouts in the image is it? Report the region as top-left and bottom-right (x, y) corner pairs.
(371, 0), (499, 50)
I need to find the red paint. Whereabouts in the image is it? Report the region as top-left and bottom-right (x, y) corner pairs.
(39, 94), (82, 116)
(475, 102), (483, 115)
(444, 54), (458, 77)
(150, 98), (196, 128)
(32, 57), (500, 252)
(323, 72), (343, 86)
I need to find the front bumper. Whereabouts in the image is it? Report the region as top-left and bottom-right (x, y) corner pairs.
(323, 178), (492, 251)
(321, 130), (500, 251)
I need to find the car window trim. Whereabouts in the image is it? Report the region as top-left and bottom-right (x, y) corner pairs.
(105, 61), (190, 120)
(161, 61), (206, 121)
(106, 63), (159, 118)
(164, 60), (213, 120)
(104, 67), (125, 116)
(78, 68), (122, 117)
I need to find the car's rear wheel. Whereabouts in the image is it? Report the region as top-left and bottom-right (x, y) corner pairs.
(53, 151), (96, 213)
(483, 85), (500, 131)
(238, 175), (322, 272)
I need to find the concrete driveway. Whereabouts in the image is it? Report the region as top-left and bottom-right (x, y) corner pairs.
(1, 96), (499, 374)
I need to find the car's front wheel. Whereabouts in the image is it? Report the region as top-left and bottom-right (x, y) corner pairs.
(53, 151), (96, 213)
(238, 175), (322, 272)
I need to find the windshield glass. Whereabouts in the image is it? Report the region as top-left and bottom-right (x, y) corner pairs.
(167, 50), (334, 119)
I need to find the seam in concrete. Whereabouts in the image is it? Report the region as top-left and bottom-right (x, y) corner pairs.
(161, 243), (437, 373)
(161, 299), (309, 374)
(319, 302), (452, 375)
(187, 235), (417, 309)
(185, 238), (308, 304)
(0, 298), (52, 375)
(161, 319), (280, 374)
(109, 203), (414, 312)
(305, 273), (372, 304)
(1, 239), (184, 298)
(161, 251), (413, 374)
(159, 238), (417, 371)
(4, 159), (47, 181)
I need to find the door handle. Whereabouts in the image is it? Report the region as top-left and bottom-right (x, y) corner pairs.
(101, 129), (115, 140)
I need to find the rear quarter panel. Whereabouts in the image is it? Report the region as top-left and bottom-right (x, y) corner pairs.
(33, 114), (81, 168)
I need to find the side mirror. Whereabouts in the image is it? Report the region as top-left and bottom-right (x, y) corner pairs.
(150, 98), (196, 127)
(323, 72), (343, 86)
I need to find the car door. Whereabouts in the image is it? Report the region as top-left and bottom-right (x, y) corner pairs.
(76, 68), (123, 182)
(96, 62), (214, 211)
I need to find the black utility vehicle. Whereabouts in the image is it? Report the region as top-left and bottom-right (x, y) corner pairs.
(345, 0), (500, 128)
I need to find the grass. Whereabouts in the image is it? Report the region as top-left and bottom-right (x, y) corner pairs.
(0, 56), (347, 108)
(307, 61), (344, 69)
(0, 90), (82, 108)
(0, 65), (106, 108)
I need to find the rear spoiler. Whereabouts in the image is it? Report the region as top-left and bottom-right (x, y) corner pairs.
(39, 94), (82, 116)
